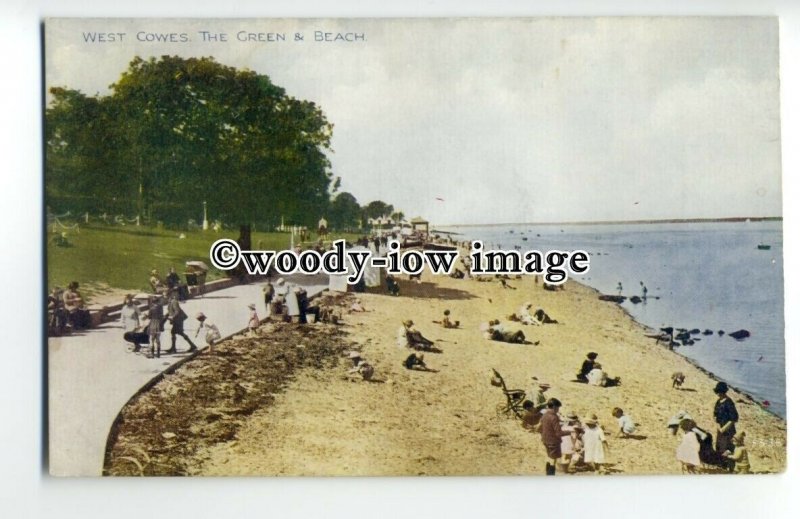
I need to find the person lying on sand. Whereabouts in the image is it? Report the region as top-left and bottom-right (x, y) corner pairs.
(517, 303), (541, 326)
(533, 308), (558, 324)
(402, 320), (436, 350)
(485, 325), (526, 344)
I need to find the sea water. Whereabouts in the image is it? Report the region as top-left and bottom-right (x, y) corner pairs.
(446, 221), (785, 417)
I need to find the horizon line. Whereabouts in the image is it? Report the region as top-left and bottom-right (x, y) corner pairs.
(434, 216), (783, 228)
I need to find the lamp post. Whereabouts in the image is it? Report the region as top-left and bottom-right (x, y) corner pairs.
(202, 201), (209, 230)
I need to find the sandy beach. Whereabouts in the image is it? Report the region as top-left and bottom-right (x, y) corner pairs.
(104, 270), (786, 476)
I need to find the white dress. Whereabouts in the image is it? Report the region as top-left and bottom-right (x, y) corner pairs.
(285, 290), (300, 316)
(676, 430), (701, 466)
(587, 368), (607, 386)
(582, 426), (607, 463)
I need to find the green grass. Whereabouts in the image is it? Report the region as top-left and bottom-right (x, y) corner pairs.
(47, 223), (359, 301)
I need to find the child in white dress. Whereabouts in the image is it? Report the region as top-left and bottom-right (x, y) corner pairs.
(582, 414), (609, 473)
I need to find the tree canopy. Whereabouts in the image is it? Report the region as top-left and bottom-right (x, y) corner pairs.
(46, 56), (334, 228)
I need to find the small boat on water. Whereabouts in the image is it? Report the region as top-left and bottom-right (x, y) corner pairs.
(757, 244), (771, 250)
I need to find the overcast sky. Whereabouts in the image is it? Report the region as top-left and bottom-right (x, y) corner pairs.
(46, 17), (782, 226)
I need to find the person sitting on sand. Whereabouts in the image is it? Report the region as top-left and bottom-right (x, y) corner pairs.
(349, 359), (375, 381)
(533, 308), (558, 324)
(723, 431), (751, 474)
(576, 352), (599, 382)
(587, 363), (621, 387)
(612, 407), (636, 437)
(195, 312), (221, 354)
(671, 372), (686, 389)
(403, 352), (434, 372)
(403, 320), (435, 350)
(581, 414), (609, 474)
(520, 401), (540, 432)
(433, 309), (460, 329)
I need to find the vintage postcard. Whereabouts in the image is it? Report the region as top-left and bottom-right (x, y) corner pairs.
(45, 17), (784, 476)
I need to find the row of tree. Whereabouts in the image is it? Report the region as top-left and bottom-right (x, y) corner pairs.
(45, 55), (399, 232)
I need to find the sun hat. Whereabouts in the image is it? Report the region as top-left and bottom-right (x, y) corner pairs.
(566, 411), (579, 420)
(248, 303), (256, 310)
(196, 312), (206, 320)
(348, 351), (362, 359)
(403, 319), (414, 327)
(584, 415), (598, 426)
(538, 382), (551, 389)
(276, 278), (285, 285)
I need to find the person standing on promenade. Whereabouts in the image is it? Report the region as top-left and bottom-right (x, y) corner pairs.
(146, 295), (164, 358)
(164, 290), (197, 354)
(247, 303), (260, 336)
(194, 312), (221, 354)
(713, 381), (739, 471)
(540, 398), (570, 475)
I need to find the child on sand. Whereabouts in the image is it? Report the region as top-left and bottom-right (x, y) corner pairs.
(582, 415), (609, 474)
(723, 431), (751, 474)
(612, 407), (636, 437)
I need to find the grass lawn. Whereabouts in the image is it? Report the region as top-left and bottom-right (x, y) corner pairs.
(47, 223), (358, 301)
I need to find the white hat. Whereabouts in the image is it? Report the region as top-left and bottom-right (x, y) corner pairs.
(277, 278), (285, 285)
(348, 351), (362, 359)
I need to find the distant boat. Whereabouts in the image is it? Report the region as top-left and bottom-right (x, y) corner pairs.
(521, 237), (528, 241)
(757, 244), (771, 250)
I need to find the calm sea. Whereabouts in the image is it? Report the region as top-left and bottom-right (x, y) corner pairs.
(446, 221), (786, 418)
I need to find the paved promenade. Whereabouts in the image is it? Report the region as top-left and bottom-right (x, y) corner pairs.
(48, 275), (328, 476)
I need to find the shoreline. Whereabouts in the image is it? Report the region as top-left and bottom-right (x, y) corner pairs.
(104, 269), (786, 476)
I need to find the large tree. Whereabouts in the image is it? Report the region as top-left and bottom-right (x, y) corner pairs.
(46, 56), (334, 229)
(329, 192), (362, 231)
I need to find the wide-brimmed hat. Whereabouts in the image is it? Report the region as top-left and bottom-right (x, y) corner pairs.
(150, 269), (158, 275)
(348, 351), (362, 359)
(714, 381), (729, 394)
(566, 411), (579, 420)
(538, 382), (551, 389)
(584, 414), (598, 425)
(248, 303), (256, 310)
(195, 312), (206, 320)
(276, 278), (285, 285)
(403, 319), (414, 327)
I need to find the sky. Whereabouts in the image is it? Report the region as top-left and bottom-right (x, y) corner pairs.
(45, 17), (782, 226)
